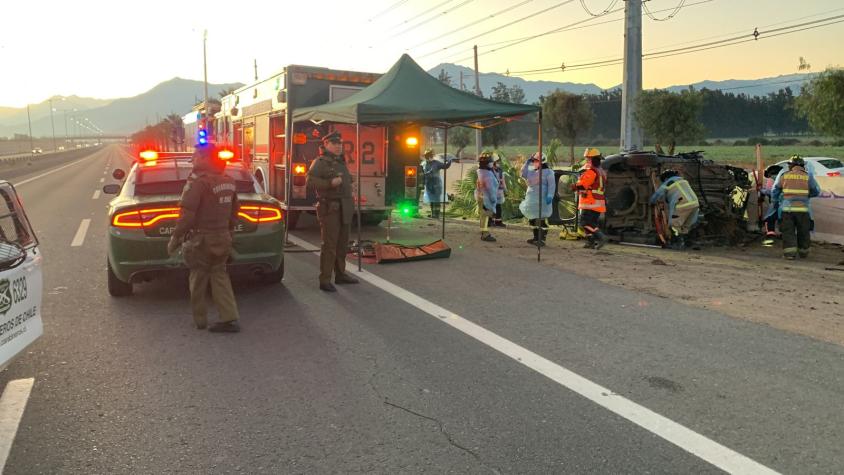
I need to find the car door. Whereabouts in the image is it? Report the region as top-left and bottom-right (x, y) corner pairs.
(0, 182), (43, 371)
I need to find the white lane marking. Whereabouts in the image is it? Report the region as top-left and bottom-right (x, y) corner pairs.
(92, 190), (101, 200)
(99, 177), (104, 183)
(0, 378), (35, 472)
(12, 155), (96, 187)
(286, 234), (780, 475)
(71, 219), (91, 247)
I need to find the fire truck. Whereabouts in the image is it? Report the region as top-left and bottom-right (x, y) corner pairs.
(213, 65), (421, 229)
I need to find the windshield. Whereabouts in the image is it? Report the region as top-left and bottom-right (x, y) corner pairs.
(0, 183), (37, 249)
(134, 165), (257, 195)
(816, 159), (843, 170)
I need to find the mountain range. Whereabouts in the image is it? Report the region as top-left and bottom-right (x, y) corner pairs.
(0, 79), (243, 138)
(0, 64), (813, 138)
(427, 63), (813, 104)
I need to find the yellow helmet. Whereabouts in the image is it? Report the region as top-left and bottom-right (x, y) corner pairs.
(583, 147), (601, 158)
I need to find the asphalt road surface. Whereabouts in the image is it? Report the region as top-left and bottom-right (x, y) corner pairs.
(1, 145), (842, 474)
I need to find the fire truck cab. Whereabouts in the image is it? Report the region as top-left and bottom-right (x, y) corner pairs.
(215, 65), (421, 229)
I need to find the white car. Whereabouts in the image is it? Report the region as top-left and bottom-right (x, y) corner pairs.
(31, 148), (42, 154)
(0, 181), (43, 371)
(773, 157), (844, 177)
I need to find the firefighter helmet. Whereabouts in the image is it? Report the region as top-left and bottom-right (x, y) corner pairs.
(583, 147), (602, 158)
(659, 169), (680, 182)
(423, 149), (434, 158)
(788, 155), (805, 168)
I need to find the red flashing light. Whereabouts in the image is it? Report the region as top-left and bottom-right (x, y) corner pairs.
(218, 149), (234, 161)
(294, 164), (307, 175)
(405, 136), (419, 148)
(238, 205), (283, 223)
(139, 150), (159, 161)
(827, 172), (841, 177)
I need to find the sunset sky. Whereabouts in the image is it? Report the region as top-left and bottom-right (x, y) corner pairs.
(1, 0), (842, 107)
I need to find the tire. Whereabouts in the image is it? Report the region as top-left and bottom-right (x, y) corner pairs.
(107, 260), (133, 297)
(260, 260), (285, 285)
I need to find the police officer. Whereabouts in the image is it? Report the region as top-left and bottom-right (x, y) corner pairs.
(167, 144), (241, 332)
(306, 131), (360, 292)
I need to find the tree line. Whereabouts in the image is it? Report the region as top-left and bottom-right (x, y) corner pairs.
(439, 68), (844, 160)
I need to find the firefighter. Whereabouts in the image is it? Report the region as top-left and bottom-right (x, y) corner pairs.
(520, 152), (555, 246)
(306, 131), (360, 292)
(167, 145), (240, 332)
(573, 148), (608, 249)
(475, 151), (499, 242)
(649, 169), (700, 250)
(491, 155), (507, 227)
(773, 155), (820, 259)
(421, 148), (453, 219)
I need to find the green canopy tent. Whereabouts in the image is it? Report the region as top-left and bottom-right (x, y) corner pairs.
(291, 54), (544, 267)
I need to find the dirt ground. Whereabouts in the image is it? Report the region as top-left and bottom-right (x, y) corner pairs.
(381, 216), (844, 347)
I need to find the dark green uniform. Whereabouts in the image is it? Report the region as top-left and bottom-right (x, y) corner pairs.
(171, 166), (240, 329)
(306, 149), (355, 286)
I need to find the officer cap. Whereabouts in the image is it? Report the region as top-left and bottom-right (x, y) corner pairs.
(529, 152), (547, 163)
(322, 131), (342, 144)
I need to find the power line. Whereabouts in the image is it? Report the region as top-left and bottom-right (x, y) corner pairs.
(417, 0), (576, 59)
(508, 13), (844, 76)
(642, 0), (687, 21)
(387, 0), (477, 39)
(405, 0), (536, 51)
(507, 5), (844, 74)
(579, 0), (620, 17)
(368, 0), (412, 23)
(384, 0), (453, 33)
(442, 0), (714, 65)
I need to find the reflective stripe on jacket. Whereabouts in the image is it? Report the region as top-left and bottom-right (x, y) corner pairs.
(576, 168), (606, 212)
(773, 166), (820, 215)
(650, 176), (700, 219)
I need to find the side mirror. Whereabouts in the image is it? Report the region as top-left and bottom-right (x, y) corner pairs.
(102, 184), (121, 195)
(0, 242), (26, 271)
(112, 169), (126, 180)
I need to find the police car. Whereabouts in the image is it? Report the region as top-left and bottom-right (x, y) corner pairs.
(103, 149), (285, 297)
(0, 181), (43, 371)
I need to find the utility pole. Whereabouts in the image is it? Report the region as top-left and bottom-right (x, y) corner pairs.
(254, 59), (258, 81)
(48, 99), (57, 151)
(473, 45), (482, 158)
(26, 105), (34, 155)
(459, 71), (465, 91)
(620, 0), (643, 152)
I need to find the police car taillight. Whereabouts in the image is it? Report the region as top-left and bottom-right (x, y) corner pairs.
(112, 207), (180, 228)
(238, 204), (283, 223)
(218, 149), (235, 161)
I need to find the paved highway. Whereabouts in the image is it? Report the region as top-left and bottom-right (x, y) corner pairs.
(0, 144), (842, 473)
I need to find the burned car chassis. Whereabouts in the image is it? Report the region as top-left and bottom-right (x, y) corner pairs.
(601, 151), (752, 246)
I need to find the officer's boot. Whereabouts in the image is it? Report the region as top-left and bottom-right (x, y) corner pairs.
(527, 227), (539, 245)
(583, 235), (596, 249)
(540, 228), (548, 244)
(594, 231), (608, 250)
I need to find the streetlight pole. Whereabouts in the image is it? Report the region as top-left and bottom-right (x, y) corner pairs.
(203, 29), (209, 130)
(26, 105), (34, 156)
(48, 98), (57, 151)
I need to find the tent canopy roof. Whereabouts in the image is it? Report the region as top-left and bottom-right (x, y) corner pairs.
(292, 54), (539, 127)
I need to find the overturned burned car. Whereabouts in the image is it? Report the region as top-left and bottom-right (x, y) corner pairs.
(551, 151), (753, 246)
(603, 151), (752, 245)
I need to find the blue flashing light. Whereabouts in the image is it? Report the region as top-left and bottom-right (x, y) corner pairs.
(197, 128), (208, 146)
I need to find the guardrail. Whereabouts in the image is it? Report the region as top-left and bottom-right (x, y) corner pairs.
(0, 146), (102, 166)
